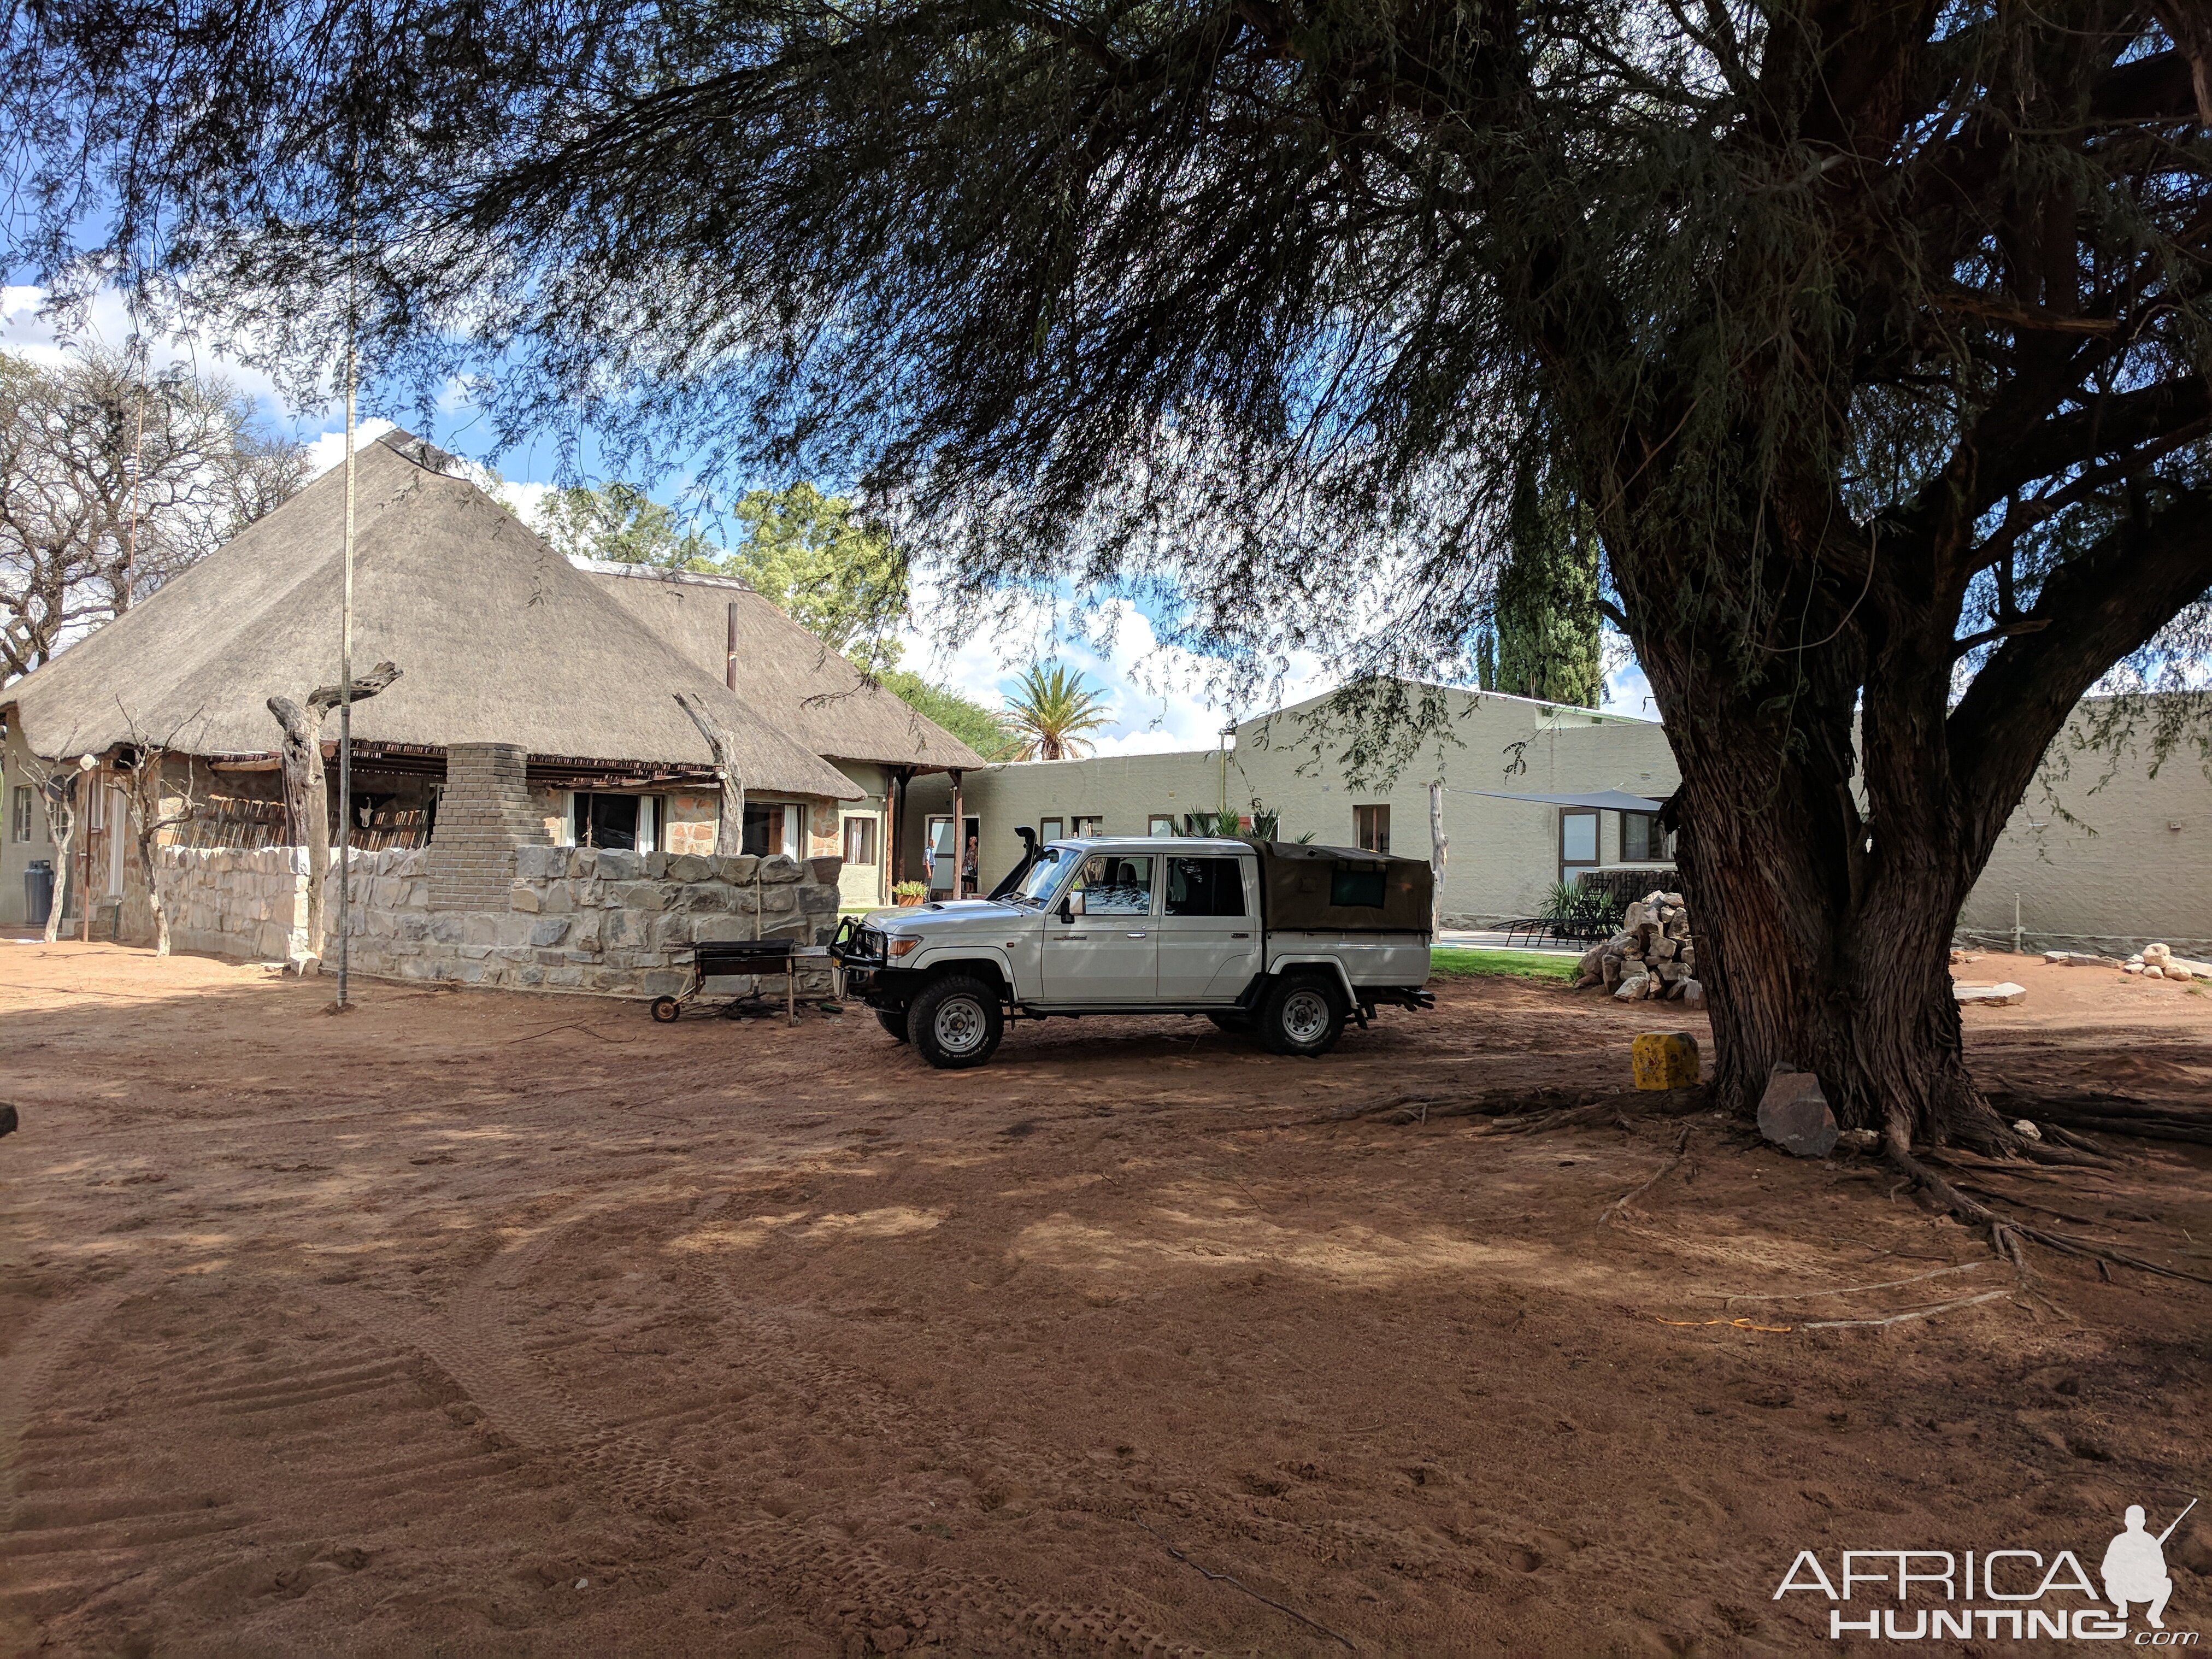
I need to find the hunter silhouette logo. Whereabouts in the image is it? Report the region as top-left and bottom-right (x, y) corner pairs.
(2106, 1501), (2193, 1631)
(1774, 1497), (2201, 1642)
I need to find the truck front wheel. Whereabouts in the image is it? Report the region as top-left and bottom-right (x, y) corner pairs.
(909, 975), (1004, 1069)
(1258, 975), (1347, 1057)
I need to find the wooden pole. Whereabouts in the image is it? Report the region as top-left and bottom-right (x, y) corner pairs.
(886, 765), (911, 898)
(337, 323), (357, 1004)
(949, 768), (963, 898)
(79, 763), (93, 942)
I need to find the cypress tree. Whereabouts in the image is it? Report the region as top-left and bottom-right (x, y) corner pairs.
(1493, 469), (1601, 709)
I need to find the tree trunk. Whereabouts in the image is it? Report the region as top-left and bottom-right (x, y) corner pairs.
(1627, 526), (2011, 1150)
(268, 663), (400, 964)
(268, 695), (331, 960)
(39, 786), (76, 946)
(134, 836), (173, 956)
(674, 692), (745, 854)
(1669, 756), (1995, 1149)
(1428, 781), (1448, 936)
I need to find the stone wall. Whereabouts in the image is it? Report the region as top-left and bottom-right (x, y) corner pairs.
(428, 743), (548, 910)
(154, 846), (311, 961)
(154, 842), (846, 997)
(324, 844), (845, 996)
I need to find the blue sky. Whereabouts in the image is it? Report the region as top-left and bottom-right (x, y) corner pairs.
(3, 283), (1662, 747)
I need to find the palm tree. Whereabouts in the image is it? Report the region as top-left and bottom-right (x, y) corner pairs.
(1004, 662), (1111, 761)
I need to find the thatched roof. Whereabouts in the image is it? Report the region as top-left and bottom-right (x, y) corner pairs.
(1, 431), (862, 799)
(581, 562), (986, 773)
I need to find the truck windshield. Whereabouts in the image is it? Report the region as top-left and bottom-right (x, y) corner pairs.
(1010, 846), (1073, 905)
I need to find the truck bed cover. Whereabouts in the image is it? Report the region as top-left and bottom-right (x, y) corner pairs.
(1255, 842), (1432, 933)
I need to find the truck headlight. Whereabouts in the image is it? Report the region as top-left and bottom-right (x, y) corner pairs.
(886, 937), (921, 958)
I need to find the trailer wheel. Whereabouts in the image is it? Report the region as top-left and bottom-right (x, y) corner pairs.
(650, 996), (682, 1023)
(876, 1007), (910, 1044)
(1257, 974), (1346, 1057)
(909, 975), (1003, 1069)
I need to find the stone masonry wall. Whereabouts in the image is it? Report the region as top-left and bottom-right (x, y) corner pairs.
(428, 742), (549, 910)
(155, 846), (311, 962)
(326, 844), (845, 996)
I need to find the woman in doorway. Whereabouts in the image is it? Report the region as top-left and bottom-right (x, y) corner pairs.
(961, 835), (979, 897)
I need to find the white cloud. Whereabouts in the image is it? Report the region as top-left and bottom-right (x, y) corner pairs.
(2, 284), (295, 407)
(301, 419), (400, 479)
(490, 477), (558, 528)
(1603, 658), (1659, 720)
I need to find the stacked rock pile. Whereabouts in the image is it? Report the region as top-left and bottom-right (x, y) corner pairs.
(2032, 943), (2211, 979)
(2125, 943), (2211, 981)
(1574, 889), (1703, 1007)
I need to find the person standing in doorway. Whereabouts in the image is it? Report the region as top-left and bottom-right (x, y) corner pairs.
(962, 834), (979, 897)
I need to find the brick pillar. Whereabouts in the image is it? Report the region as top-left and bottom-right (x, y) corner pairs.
(427, 743), (548, 910)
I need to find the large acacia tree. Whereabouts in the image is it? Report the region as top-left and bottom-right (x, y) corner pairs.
(11, 1), (2210, 1149)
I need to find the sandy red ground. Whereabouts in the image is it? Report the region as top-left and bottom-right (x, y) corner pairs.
(3, 943), (2210, 1657)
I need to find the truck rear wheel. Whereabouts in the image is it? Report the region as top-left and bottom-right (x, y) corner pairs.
(876, 1007), (910, 1043)
(1258, 974), (1347, 1057)
(909, 975), (1004, 1069)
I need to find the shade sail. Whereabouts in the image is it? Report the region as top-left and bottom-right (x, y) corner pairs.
(1457, 789), (1667, 813)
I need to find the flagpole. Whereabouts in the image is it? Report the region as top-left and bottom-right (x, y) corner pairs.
(337, 303), (357, 1007)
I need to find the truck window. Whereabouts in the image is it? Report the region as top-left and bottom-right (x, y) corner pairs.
(1165, 857), (1246, 917)
(1070, 852), (1154, 915)
(1330, 864), (1387, 908)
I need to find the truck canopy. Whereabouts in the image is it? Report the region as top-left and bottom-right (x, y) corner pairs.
(1255, 842), (1433, 933)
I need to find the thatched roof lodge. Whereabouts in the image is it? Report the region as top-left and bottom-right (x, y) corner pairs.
(0, 429), (983, 932)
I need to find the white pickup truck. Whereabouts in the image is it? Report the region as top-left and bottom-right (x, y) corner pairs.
(832, 835), (1434, 1068)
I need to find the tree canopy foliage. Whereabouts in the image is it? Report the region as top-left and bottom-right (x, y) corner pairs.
(0, 347), (307, 682)
(726, 483), (908, 673)
(532, 481), (715, 572)
(10, 0), (2212, 1142)
(875, 669), (1020, 764)
(527, 478), (907, 669)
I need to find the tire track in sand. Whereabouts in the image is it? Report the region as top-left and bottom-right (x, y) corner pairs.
(324, 1193), (1213, 1657)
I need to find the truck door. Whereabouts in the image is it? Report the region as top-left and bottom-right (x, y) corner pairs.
(1043, 851), (1158, 1002)
(1156, 854), (1261, 1001)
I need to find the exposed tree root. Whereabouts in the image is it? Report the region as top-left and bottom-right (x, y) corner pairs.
(1309, 1085), (1708, 1132)
(1984, 1090), (2212, 1149)
(1598, 1126), (1693, 1225)
(1887, 1140), (2212, 1285)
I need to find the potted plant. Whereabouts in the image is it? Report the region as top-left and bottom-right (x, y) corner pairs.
(892, 880), (929, 907)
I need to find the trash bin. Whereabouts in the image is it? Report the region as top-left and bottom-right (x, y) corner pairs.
(23, 860), (55, 927)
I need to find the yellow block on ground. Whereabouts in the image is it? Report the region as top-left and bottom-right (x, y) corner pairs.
(1632, 1031), (1701, 1091)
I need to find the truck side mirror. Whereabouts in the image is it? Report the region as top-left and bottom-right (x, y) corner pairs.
(1061, 891), (1085, 920)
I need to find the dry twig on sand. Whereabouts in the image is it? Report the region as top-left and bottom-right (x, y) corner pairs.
(1598, 1126), (1693, 1225)
(1133, 1516), (1355, 1651)
(1717, 1261), (1986, 1304)
(1799, 1289), (2015, 1331)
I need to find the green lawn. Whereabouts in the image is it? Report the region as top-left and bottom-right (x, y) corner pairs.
(1427, 946), (1582, 983)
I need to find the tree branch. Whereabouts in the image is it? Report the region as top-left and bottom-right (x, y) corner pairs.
(305, 660), (402, 721)
(1949, 496), (2212, 856)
